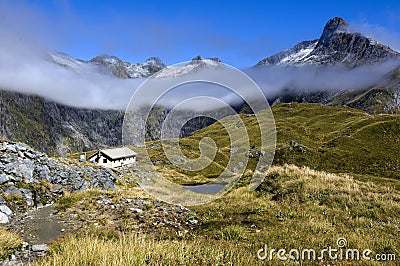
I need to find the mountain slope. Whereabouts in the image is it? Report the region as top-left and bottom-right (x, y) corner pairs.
(0, 90), (123, 155)
(0, 89), (226, 156)
(345, 66), (400, 113)
(146, 103), (400, 184)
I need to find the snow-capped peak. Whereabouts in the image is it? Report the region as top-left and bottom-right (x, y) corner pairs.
(154, 56), (223, 78)
(256, 17), (399, 68)
(49, 52), (166, 79)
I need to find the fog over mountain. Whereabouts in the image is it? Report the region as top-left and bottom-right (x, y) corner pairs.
(246, 60), (400, 99)
(1, 11), (400, 112)
(1, 44), (398, 111)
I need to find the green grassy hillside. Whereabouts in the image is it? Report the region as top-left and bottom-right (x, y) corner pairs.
(145, 102), (399, 185)
(272, 103), (400, 179)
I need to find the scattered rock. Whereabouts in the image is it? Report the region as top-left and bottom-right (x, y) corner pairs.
(0, 211), (9, 223)
(188, 219), (198, 225)
(3, 186), (22, 196)
(290, 140), (298, 147)
(289, 140), (307, 153)
(0, 205), (13, 216)
(0, 140), (118, 223)
(0, 140), (117, 195)
(229, 148), (238, 154)
(49, 184), (63, 194)
(299, 146), (307, 153)
(31, 244), (48, 253)
(97, 198), (112, 205)
(246, 152), (254, 158)
(129, 208), (143, 213)
(6, 144), (17, 153)
(0, 173), (10, 184)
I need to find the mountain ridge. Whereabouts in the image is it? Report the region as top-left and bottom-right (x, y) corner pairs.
(50, 52), (166, 79)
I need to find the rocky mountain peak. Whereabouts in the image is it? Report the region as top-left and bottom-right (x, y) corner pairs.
(191, 56), (221, 63)
(144, 57), (165, 66)
(154, 55), (222, 78)
(317, 17), (349, 47)
(90, 54), (121, 63)
(192, 55), (204, 61)
(257, 16), (399, 68)
(324, 17), (348, 33)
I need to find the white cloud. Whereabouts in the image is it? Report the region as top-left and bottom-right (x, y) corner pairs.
(0, 2), (399, 111)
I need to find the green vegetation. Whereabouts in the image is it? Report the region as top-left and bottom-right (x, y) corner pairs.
(0, 230), (22, 260)
(272, 103), (400, 179)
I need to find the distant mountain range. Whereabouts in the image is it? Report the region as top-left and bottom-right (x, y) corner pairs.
(1, 16), (400, 155)
(49, 52), (223, 79)
(49, 52), (166, 78)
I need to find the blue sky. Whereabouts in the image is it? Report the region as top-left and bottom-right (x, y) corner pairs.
(3, 0), (400, 67)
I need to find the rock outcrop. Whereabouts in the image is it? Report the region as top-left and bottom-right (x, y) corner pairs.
(0, 139), (117, 223)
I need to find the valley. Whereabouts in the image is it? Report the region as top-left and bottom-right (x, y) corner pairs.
(0, 14), (399, 265)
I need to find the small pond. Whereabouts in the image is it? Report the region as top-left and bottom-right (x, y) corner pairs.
(183, 183), (226, 194)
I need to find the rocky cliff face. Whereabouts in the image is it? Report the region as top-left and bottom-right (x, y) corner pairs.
(270, 70), (400, 114)
(0, 90), (124, 156)
(0, 89), (225, 155)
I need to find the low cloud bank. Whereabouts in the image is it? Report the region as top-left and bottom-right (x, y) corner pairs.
(0, 1), (399, 111)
